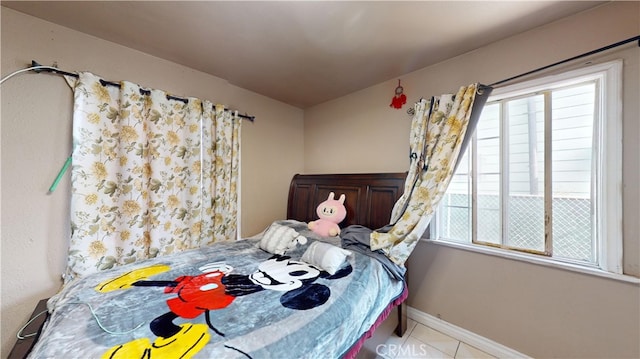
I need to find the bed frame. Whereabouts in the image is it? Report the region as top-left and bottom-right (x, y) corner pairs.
(287, 172), (408, 337)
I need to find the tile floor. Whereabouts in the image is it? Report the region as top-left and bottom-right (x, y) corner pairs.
(357, 314), (497, 359)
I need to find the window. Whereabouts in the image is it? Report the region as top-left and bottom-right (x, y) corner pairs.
(431, 61), (622, 274)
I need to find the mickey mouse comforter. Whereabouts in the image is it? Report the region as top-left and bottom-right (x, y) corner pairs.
(28, 220), (405, 359)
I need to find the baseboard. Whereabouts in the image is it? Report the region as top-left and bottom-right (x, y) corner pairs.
(406, 306), (531, 359)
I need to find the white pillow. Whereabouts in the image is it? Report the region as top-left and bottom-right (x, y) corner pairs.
(301, 241), (351, 275)
(258, 222), (307, 255)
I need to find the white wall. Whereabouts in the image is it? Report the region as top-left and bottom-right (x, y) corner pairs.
(0, 7), (304, 357)
(305, 2), (639, 358)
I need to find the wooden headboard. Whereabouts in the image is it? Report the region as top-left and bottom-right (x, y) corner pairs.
(287, 172), (407, 230)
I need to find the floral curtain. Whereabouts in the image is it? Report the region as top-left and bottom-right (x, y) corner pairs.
(371, 83), (490, 266)
(65, 72), (241, 282)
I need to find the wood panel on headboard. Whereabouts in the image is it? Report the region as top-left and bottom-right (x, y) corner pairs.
(287, 173), (407, 230)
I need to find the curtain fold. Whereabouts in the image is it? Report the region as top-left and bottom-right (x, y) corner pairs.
(371, 83), (491, 266)
(202, 104), (241, 244)
(66, 72), (241, 281)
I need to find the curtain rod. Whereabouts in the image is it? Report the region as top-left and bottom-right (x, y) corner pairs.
(489, 35), (640, 88)
(29, 60), (255, 122)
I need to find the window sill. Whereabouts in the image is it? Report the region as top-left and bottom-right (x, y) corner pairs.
(422, 238), (640, 285)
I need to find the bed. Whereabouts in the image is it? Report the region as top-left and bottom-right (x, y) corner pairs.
(18, 172), (408, 359)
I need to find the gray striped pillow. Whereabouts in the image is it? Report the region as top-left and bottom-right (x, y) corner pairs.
(301, 241), (351, 275)
(258, 222), (307, 255)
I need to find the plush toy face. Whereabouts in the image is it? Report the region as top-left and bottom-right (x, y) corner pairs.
(316, 192), (346, 223)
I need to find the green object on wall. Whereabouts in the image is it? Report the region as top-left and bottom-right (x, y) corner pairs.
(48, 154), (72, 193)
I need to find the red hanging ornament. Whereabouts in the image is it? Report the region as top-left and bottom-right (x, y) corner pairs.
(390, 79), (407, 109)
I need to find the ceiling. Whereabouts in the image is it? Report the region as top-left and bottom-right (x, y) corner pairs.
(2, 1), (606, 108)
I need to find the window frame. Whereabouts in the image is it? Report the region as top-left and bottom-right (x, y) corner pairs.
(430, 60), (623, 275)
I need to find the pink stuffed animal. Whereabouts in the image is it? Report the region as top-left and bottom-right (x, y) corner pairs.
(308, 192), (347, 237)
